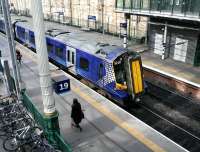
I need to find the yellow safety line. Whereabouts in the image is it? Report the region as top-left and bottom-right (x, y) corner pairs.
(72, 86), (166, 152)
(20, 46), (166, 152)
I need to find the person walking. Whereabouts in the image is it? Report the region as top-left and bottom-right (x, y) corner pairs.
(71, 98), (84, 132)
(16, 49), (22, 64)
(0, 51), (4, 83)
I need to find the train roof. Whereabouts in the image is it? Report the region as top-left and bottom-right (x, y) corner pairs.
(55, 33), (126, 61)
(13, 16), (127, 61)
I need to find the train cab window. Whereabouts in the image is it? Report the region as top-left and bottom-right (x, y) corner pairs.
(72, 52), (74, 64)
(55, 47), (64, 59)
(98, 64), (103, 79)
(67, 50), (70, 62)
(113, 57), (127, 90)
(80, 57), (89, 71)
(47, 43), (53, 53)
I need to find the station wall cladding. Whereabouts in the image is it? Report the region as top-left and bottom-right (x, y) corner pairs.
(9, 0), (147, 39)
(148, 18), (200, 66)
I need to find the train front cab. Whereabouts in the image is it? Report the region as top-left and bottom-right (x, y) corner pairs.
(113, 52), (144, 105)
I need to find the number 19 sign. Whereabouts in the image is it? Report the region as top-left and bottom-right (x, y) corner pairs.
(52, 75), (70, 94)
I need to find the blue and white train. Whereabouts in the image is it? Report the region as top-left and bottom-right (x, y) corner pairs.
(0, 17), (145, 106)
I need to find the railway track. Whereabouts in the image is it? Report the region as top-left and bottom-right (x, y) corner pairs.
(131, 82), (200, 152)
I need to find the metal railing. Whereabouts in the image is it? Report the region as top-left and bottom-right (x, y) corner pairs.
(21, 90), (72, 152)
(11, 9), (146, 43)
(116, 0), (200, 20)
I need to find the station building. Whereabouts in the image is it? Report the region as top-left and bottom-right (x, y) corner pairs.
(9, 0), (149, 42)
(116, 0), (200, 66)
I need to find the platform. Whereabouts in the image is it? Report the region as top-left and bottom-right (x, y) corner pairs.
(0, 33), (189, 151)
(141, 51), (200, 86)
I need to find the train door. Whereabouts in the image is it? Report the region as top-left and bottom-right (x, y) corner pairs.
(66, 46), (76, 65)
(25, 29), (29, 45)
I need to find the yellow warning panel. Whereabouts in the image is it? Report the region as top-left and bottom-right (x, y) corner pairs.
(131, 60), (143, 94)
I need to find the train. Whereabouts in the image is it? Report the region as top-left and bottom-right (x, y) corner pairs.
(0, 16), (145, 106)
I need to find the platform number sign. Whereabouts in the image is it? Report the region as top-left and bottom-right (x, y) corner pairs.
(53, 76), (70, 94)
(88, 15), (96, 21)
(59, 81), (69, 91)
(120, 23), (127, 28)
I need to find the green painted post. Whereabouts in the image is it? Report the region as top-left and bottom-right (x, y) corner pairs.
(44, 111), (60, 148)
(21, 91), (72, 151)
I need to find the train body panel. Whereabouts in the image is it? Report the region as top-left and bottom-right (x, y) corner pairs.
(0, 17), (145, 105)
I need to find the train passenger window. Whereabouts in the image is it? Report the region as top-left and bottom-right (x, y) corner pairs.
(21, 31), (25, 39)
(67, 50), (70, 62)
(17, 27), (25, 39)
(98, 64), (103, 79)
(80, 57), (89, 71)
(47, 43), (53, 53)
(72, 52), (74, 64)
(29, 35), (35, 45)
(55, 47), (64, 59)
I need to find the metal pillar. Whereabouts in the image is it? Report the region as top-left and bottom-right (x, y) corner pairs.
(69, 0), (72, 24)
(101, 0), (104, 35)
(31, 0), (60, 146)
(3, 60), (15, 94)
(31, 0), (56, 115)
(162, 22), (168, 60)
(123, 14), (129, 48)
(2, 0), (21, 98)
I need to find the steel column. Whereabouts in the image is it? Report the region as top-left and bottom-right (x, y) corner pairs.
(2, 0), (21, 98)
(162, 22), (168, 60)
(31, 0), (55, 115)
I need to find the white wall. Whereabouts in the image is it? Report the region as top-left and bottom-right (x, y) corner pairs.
(9, 0), (147, 38)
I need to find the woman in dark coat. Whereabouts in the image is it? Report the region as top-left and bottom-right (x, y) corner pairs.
(16, 49), (22, 64)
(71, 98), (84, 131)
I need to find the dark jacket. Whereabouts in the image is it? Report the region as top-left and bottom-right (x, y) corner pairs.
(71, 102), (84, 124)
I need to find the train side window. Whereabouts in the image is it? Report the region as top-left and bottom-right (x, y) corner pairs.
(47, 43), (53, 53)
(55, 47), (64, 59)
(72, 52), (74, 64)
(29, 34), (35, 45)
(67, 50), (70, 62)
(80, 57), (89, 71)
(98, 63), (103, 79)
(17, 27), (25, 39)
(22, 31), (25, 39)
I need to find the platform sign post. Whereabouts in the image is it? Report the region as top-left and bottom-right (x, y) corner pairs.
(162, 22), (168, 60)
